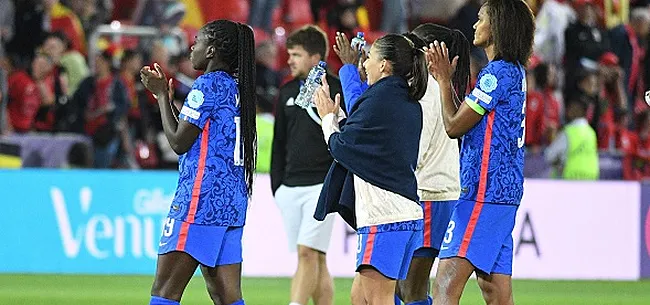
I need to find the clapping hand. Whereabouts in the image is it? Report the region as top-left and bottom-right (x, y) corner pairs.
(314, 75), (341, 119)
(140, 63), (169, 98)
(424, 41), (458, 83)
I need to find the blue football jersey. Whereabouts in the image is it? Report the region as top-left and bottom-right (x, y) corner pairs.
(460, 60), (526, 205)
(171, 71), (248, 226)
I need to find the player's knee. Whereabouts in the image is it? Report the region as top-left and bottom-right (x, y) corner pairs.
(477, 277), (499, 303)
(350, 276), (365, 305)
(320, 277), (334, 297)
(398, 279), (429, 303)
(297, 246), (320, 264)
(434, 274), (460, 299)
(350, 286), (365, 305)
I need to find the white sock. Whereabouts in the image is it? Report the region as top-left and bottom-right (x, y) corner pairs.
(289, 303), (303, 305)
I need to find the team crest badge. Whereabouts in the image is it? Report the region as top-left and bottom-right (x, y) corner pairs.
(479, 73), (498, 93)
(187, 89), (205, 108)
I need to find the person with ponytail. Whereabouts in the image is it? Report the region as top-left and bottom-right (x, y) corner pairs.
(313, 33), (428, 304)
(330, 26), (471, 305)
(392, 24), (471, 305)
(140, 19), (256, 305)
(426, 0), (534, 304)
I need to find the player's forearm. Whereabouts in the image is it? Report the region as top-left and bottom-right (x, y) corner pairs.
(157, 94), (180, 148)
(438, 80), (462, 137)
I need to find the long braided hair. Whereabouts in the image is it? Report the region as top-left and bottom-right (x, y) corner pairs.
(202, 20), (257, 197)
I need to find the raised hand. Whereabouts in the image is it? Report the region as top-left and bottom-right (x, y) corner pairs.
(140, 63), (169, 97)
(314, 74), (340, 118)
(333, 32), (358, 66)
(425, 41), (458, 83)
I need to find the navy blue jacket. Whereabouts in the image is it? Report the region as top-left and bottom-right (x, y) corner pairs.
(314, 76), (423, 229)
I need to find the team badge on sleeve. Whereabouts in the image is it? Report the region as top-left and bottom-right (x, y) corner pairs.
(479, 74), (498, 93)
(187, 89), (205, 109)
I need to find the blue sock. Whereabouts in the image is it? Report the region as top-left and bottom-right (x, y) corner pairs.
(427, 295), (433, 305)
(228, 300), (245, 305)
(394, 294), (402, 305)
(149, 296), (180, 305)
(405, 299), (429, 305)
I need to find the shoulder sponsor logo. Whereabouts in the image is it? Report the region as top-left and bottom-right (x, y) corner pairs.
(180, 106), (200, 120)
(472, 88), (493, 104)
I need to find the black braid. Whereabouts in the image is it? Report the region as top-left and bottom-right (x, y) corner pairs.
(202, 20), (257, 197)
(411, 23), (471, 101)
(450, 29), (471, 99)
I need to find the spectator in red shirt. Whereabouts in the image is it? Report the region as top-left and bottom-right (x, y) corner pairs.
(611, 110), (643, 180)
(526, 61), (561, 149)
(120, 50), (144, 131)
(597, 52), (629, 148)
(5, 55), (41, 133)
(635, 111), (650, 179)
(31, 53), (58, 132)
(76, 50), (129, 168)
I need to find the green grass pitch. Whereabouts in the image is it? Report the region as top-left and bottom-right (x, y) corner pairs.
(1, 274), (649, 304)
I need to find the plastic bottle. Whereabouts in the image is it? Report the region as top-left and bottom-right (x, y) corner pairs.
(350, 32), (366, 54)
(295, 61), (327, 109)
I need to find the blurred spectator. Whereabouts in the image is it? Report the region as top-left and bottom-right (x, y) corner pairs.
(63, 0), (113, 38)
(6, 0), (47, 68)
(609, 7), (650, 108)
(325, 1), (363, 72)
(573, 65), (606, 136)
(0, 0), (15, 60)
(150, 41), (171, 74)
(5, 55), (41, 133)
(133, 0), (186, 55)
(565, 0), (611, 89)
(31, 53), (60, 132)
(40, 32), (86, 132)
(133, 0), (185, 28)
(448, 0), (482, 45)
(546, 96), (600, 180)
(249, 0), (279, 33)
(64, 141), (92, 168)
(45, 0), (87, 56)
(255, 40), (281, 114)
(608, 109), (641, 180)
(42, 31), (89, 97)
(168, 52), (194, 101)
(75, 50), (128, 168)
(381, 0), (407, 33)
(636, 111), (650, 177)
(112, 0), (140, 21)
(410, 0), (466, 25)
(526, 59), (561, 149)
(119, 50), (146, 140)
(533, 0), (576, 66)
(597, 52), (629, 144)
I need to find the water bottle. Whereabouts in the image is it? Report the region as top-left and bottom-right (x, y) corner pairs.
(295, 61), (327, 109)
(350, 32), (366, 54)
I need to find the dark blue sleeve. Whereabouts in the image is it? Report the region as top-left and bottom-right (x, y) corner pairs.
(338, 64), (369, 114)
